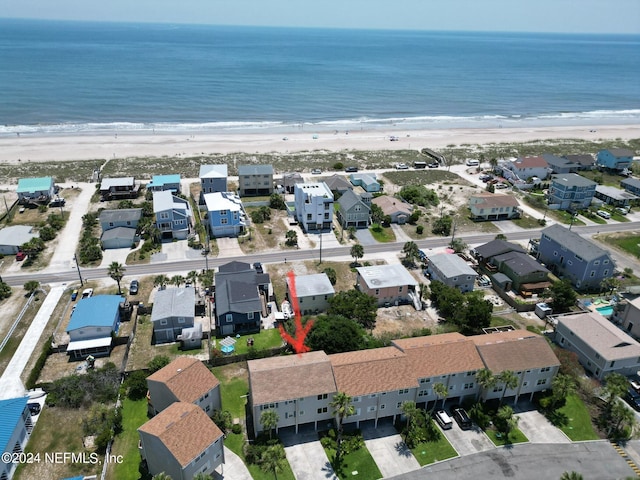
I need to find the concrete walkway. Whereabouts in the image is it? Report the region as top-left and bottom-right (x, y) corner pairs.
(212, 447), (253, 480)
(282, 430), (337, 480)
(0, 284), (66, 399)
(361, 423), (420, 479)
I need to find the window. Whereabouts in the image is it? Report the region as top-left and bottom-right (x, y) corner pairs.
(420, 378), (431, 383)
(594, 260), (600, 265)
(370, 394), (377, 398)
(220, 209), (227, 215)
(225, 314), (233, 323)
(317, 394), (328, 400)
(604, 269), (609, 276)
(109, 222), (114, 227)
(299, 411), (304, 416)
(463, 383), (474, 390)
(398, 286), (403, 293)
(595, 353), (600, 359)
(367, 406), (376, 412)
(611, 361), (616, 367)
(380, 404), (386, 410)
(449, 385), (455, 391)
(418, 390), (428, 397)
(160, 319), (167, 326)
(178, 317), (185, 324)
(537, 378), (547, 386)
(160, 212), (169, 220)
(604, 259), (609, 264)
(396, 402), (402, 408)
(590, 271), (596, 277)
(248, 312), (254, 320)
(398, 388), (409, 395)
(317, 407), (328, 414)
(221, 218), (228, 225)
(353, 397), (360, 402)
(540, 367), (550, 373)
(307, 214), (312, 221)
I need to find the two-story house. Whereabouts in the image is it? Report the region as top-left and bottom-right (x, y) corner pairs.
(564, 154), (595, 171)
(238, 165), (274, 197)
(99, 208), (143, 249)
(469, 193), (520, 221)
(146, 357), (221, 416)
(153, 190), (191, 240)
(203, 191), (246, 238)
(621, 177), (640, 197)
(138, 402), (225, 480)
(426, 253), (477, 293)
(536, 224), (615, 291)
(355, 264), (418, 307)
(199, 164), (228, 195)
(472, 239), (526, 265)
(542, 154), (580, 174)
(0, 397), (34, 480)
(147, 174), (181, 194)
(215, 261), (269, 335)
(489, 251), (551, 294)
(294, 182), (334, 232)
(597, 148), (634, 172)
(66, 295), (122, 359)
(286, 273), (335, 315)
(99, 177), (140, 201)
(619, 296), (640, 339)
(16, 176), (55, 204)
(504, 156), (549, 181)
(151, 287), (195, 344)
(547, 173), (597, 211)
(336, 190), (371, 229)
(371, 195), (412, 224)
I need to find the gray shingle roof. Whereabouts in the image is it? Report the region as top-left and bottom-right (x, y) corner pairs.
(605, 148), (635, 158)
(152, 288), (195, 322)
(621, 177), (640, 189)
(428, 253), (477, 278)
(238, 165), (274, 176)
(100, 227), (137, 242)
(0, 225), (38, 247)
(541, 224), (611, 262)
(492, 251), (549, 276)
(215, 261), (266, 316)
(551, 173), (597, 188)
(99, 208), (143, 224)
(473, 239), (526, 260)
(337, 190), (369, 212)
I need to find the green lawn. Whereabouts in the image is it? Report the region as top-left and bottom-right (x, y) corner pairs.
(220, 328), (285, 356)
(607, 234), (640, 259)
(369, 224), (396, 242)
(510, 215), (542, 229)
(323, 439), (383, 480)
(485, 427), (528, 446)
(549, 393), (600, 441)
(410, 435), (458, 466)
(109, 398), (150, 480)
(212, 369), (249, 419)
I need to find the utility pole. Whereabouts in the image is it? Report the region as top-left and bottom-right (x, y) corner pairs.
(317, 224), (323, 264)
(73, 253), (84, 286)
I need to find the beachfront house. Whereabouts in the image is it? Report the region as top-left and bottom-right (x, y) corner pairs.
(555, 311), (640, 380)
(503, 156), (550, 181)
(472, 239), (527, 264)
(349, 173), (381, 193)
(199, 164), (228, 196)
(153, 190), (191, 240)
(16, 176), (55, 204)
(371, 195), (412, 224)
(621, 177), (640, 197)
(147, 174), (181, 194)
(294, 182), (334, 232)
(146, 356), (221, 416)
(214, 261), (269, 335)
(286, 273), (335, 315)
(542, 154), (581, 174)
(597, 148), (634, 172)
(594, 185), (639, 208)
(0, 225), (38, 255)
(336, 190), (371, 229)
(238, 165), (274, 197)
(0, 397), (34, 480)
(138, 402), (225, 480)
(426, 253), (477, 293)
(468, 193), (520, 221)
(355, 264), (418, 307)
(66, 295), (122, 359)
(99, 208), (142, 249)
(99, 177), (140, 200)
(151, 287), (195, 344)
(564, 154), (595, 171)
(282, 172), (304, 194)
(203, 191), (247, 238)
(547, 173), (597, 211)
(535, 224), (614, 291)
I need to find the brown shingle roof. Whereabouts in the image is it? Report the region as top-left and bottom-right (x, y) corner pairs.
(471, 193), (519, 208)
(471, 330), (560, 373)
(514, 156), (549, 168)
(248, 351), (337, 405)
(330, 347), (417, 396)
(138, 402), (223, 467)
(147, 357), (219, 404)
(371, 195), (412, 216)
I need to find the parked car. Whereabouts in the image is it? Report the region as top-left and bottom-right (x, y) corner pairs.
(253, 262), (263, 274)
(597, 210), (611, 219)
(49, 197), (66, 207)
(311, 168), (322, 174)
(129, 280), (139, 295)
(428, 162), (440, 168)
(616, 207), (629, 215)
(81, 288), (93, 299)
(434, 410), (453, 430)
(451, 406), (472, 430)
(466, 159), (480, 166)
(479, 174), (493, 182)
(71, 289), (79, 301)
(494, 182), (509, 189)
(625, 388), (640, 411)
(345, 166), (359, 173)
(15, 251), (26, 261)
(395, 163), (409, 170)
(27, 403), (41, 416)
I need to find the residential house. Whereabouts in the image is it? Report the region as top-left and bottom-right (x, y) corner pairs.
(294, 182), (334, 232)
(504, 156), (549, 181)
(542, 154), (580, 174)
(468, 193), (520, 221)
(472, 239), (526, 265)
(323, 174), (353, 195)
(286, 273), (335, 315)
(618, 296), (640, 340)
(238, 165), (274, 197)
(594, 185), (639, 207)
(547, 173), (597, 211)
(146, 357), (221, 416)
(151, 288), (195, 344)
(355, 264), (418, 307)
(138, 402), (224, 480)
(555, 311), (640, 379)
(99, 208), (142, 249)
(282, 172), (304, 194)
(147, 174), (181, 194)
(0, 397), (33, 480)
(489, 251), (550, 294)
(203, 192), (246, 238)
(66, 295), (122, 359)
(536, 224), (615, 291)
(99, 177), (140, 200)
(597, 148), (634, 171)
(248, 351), (337, 436)
(336, 190), (371, 229)
(349, 173), (381, 193)
(214, 261), (269, 335)
(153, 190), (191, 240)
(0, 226), (38, 255)
(199, 165), (228, 196)
(426, 253), (477, 293)
(16, 176), (55, 204)
(371, 195), (412, 224)
(564, 154), (595, 171)
(621, 177), (640, 197)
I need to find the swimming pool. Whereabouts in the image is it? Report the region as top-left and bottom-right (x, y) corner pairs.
(596, 305), (614, 317)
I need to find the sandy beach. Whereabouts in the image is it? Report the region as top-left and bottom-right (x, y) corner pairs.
(0, 124), (639, 163)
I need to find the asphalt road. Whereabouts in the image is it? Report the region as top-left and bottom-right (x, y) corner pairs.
(3, 221), (638, 287)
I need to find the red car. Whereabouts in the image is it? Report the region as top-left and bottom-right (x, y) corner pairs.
(15, 251), (26, 261)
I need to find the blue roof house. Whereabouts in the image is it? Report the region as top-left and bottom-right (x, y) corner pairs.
(16, 176), (55, 203)
(0, 396), (32, 480)
(66, 295), (122, 359)
(350, 173), (381, 193)
(153, 191), (192, 240)
(597, 148), (634, 171)
(147, 174), (182, 194)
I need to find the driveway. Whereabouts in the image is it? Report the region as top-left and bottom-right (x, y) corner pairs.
(361, 422), (420, 478)
(513, 402), (571, 443)
(281, 429), (337, 480)
(354, 228), (377, 246)
(215, 236), (244, 258)
(151, 238), (202, 262)
(440, 422), (495, 457)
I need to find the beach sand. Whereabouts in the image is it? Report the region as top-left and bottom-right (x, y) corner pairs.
(0, 124), (638, 163)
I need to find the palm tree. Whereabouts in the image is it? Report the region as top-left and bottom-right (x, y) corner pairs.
(170, 274), (185, 287)
(260, 444), (287, 480)
(153, 274), (169, 290)
(431, 382), (449, 411)
(402, 241), (420, 266)
(107, 261), (126, 294)
(350, 244), (364, 266)
(260, 409), (279, 440)
(151, 473), (173, 480)
(330, 391), (355, 464)
(187, 270), (199, 288)
(497, 370), (519, 405)
(551, 374), (576, 408)
(475, 368), (497, 402)
(559, 472), (583, 480)
(401, 401), (419, 431)
(495, 405), (519, 439)
(609, 399), (635, 438)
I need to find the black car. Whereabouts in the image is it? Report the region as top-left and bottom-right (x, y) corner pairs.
(253, 262), (263, 274)
(625, 388), (640, 411)
(28, 402), (41, 416)
(451, 406), (472, 429)
(129, 280), (139, 295)
(345, 166), (359, 173)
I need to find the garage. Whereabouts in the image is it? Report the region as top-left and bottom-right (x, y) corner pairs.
(101, 227), (137, 249)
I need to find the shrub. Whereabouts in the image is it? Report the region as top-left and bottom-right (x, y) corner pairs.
(333, 162), (344, 170)
(231, 423), (242, 434)
(416, 225), (424, 234)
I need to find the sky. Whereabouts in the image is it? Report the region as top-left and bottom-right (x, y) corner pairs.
(1, 0), (639, 34)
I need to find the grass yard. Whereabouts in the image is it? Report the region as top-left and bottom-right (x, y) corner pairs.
(211, 362), (250, 419)
(369, 224), (396, 242)
(214, 328), (284, 356)
(321, 432), (383, 480)
(410, 435), (458, 466)
(383, 170), (469, 187)
(604, 233), (640, 259)
(511, 215), (543, 229)
(548, 393), (600, 441)
(485, 427), (529, 446)
(108, 398), (150, 480)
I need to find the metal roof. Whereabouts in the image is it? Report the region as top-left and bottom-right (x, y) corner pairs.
(199, 164), (228, 178)
(551, 173), (597, 188)
(0, 396), (29, 455)
(100, 177), (134, 189)
(99, 208), (143, 224)
(67, 296), (122, 332)
(238, 164), (274, 175)
(0, 225), (38, 247)
(287, 273), (335, 297)
(428, 253), (477, 278)
(356, 264), (418, 289)
(16, 177), (53, 193)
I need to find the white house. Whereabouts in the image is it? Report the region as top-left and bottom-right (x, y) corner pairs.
(203, 191), (247, 238)
(294, 182), (334, 232)
(286, 273), (335, 315)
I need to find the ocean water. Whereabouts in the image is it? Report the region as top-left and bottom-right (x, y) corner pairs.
(0, 18), (639, 135)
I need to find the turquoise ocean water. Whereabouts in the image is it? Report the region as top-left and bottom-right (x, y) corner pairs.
(0, 18), (639, 135)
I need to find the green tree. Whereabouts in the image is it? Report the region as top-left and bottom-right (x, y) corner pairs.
(608, 399), (635, 439)
(21, 237), (46, 258)
(399, 185), (439, 207)
(432, 215), (452, 236)
(459, 296), (493, 334)
(269, 193), (287, 210)
(327, 289), (378, 331)
(306, 315), (365, 354)
(350, 243), (364, 265)
(153, 274), (169, 289)
(550, 374), (576, 408)
(260, 409), (279, 440)
(559, 472), (583, 480)
(475, 368), (496, 402)
(170, 275), (185, 287)
(107, 261), (126, 294)
(323, 267), (337, 285)
(38, 225), (56, 241)
(602, 372), (629, 411)
(429, 280), (465, 320)
(151, 474), (172, 480)
(125, 370), (148, 400)
(0, 282), (11, 300)
(495, 405), (519, 439)
(497, 370), (519, 405)
(547, 279), (577, 312)
(401, 401), (424, 448)
(450, 238), (467, 253)
(494, 233), (507, 240)
(433, 382), (449, 410)
(600, 276), (621, 294)
(371, 203), (385, 225)
(148, 355), (170, 373)
(402, 241), (420, 266)
(330, 392), (355, 465)
(347, 226), (356, 239)
(187, 270), (199, 288)
(260, 444), (287, 480)
(285, 230), (298, 247)
(24, 280), (40, 295)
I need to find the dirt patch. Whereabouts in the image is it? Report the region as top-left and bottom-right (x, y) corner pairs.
(373, 304), (437, 336)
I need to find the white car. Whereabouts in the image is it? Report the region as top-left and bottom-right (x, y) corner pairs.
(81, 288), (94, 299)
(597, 210), (611, 219)
(395, 163), (409, 170)
(466, 159), (479, 166)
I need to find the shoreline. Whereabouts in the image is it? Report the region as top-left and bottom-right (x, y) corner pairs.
(0, 124), (638, 164)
